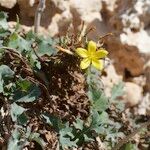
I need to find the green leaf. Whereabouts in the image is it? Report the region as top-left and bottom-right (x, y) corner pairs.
(28, 51), (41, 69)
(73, 118), (84, 130)
(19, 37), (31, 51)
(43, 114), (77, 149)
(59, 136), (77, 150)
(13, 84), (41, 102)
(14, 15), (20, 32)
(124, 143), (137, 150)
(90, 110), (109, 134)
(0, 12), (8, 30)
(0, 65), (14, 93)
(83, 134), (94, 142)
(98, 111), (109, 123)
(111, 82), (124, 101)
(16, 79), (32, 92)
(8, 33), (18, 48)
(17, 113), (28, 125)
(0, 29), (10, 37)
(10, 103), (26, 122)
(42, 114), (62, 132)
(26, 30), (35, 40)
(7, 128), (22, 150)
(59, 123), (77, 149)
(0, 65), (14, 78)
(8, 33), (31, 52)
(37, 36), (56, 56)
(88, 89), (109, 112)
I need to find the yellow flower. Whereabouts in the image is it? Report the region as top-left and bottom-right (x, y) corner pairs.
(76, 41), (108, 70)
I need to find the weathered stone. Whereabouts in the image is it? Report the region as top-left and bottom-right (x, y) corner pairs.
(123, 82), (143, 106)
(102, 64), (123, 97)
(104, 37), (144, 77)
(144, 60), (150, 92)
(0, 0), (17, 9)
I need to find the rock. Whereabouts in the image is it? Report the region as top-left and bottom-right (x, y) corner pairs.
(18, 0), (62, 26)
(144, 60), (150, 92)
(0, 0), (17, 9)
(107, 0), (150, 54)
(123, 82), (143, 106)
(102, 63), (123, 97)
(137, 94), (150, 115)
(120, 29), (150, 54)
(132, 76), (146, 88)
(104, 37), (144, 77)
(70, 0), (102, 23)
(102, 0), (118, 12)
(29, 0), (35, 7)
(8, 21), (49, 37)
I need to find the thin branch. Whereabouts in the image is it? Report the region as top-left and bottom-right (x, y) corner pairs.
(34, 0), (46, 34)
(0, 46), (32, 71)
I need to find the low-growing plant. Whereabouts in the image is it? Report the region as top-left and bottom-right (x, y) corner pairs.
(0, 10), (149, 150)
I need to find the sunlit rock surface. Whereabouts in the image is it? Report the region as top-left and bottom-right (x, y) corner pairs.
(0, 0), (17, 9)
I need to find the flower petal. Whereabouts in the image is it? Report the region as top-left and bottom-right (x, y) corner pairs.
(92, 59), (103, 70)
(88, 41), (96, 54)
(80, 58), (91, 69)
(76, 48), (88, 58)
(96, 49), (108, 59)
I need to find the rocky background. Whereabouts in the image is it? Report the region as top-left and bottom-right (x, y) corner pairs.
(0, 0), (150, 115)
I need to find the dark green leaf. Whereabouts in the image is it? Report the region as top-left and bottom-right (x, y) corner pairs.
(43, 114), (62, 132)
(88, 89), (109, 112)
(13, 84), (41, 102)
(17, 113), (28, 125)
(10, 103), (26, 122)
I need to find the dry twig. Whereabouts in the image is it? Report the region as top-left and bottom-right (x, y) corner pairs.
(34, 0), (46, 34)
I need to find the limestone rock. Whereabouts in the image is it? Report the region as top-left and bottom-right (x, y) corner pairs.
(123, 82), (143, 106)
(144, 60), (150, 92)
(102, 63), (123, 97)
(120, 29), (150, 54)
(137, 94), (150, 115)
(0, 0), (17, 9)
(70, 0), (102, 23)
(18, 0), (62, 26)
(104, 37), (144, 77)
(107, 0), (150, 54)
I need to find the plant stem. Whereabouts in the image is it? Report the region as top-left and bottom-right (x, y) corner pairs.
(34, 0), (46, 34)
